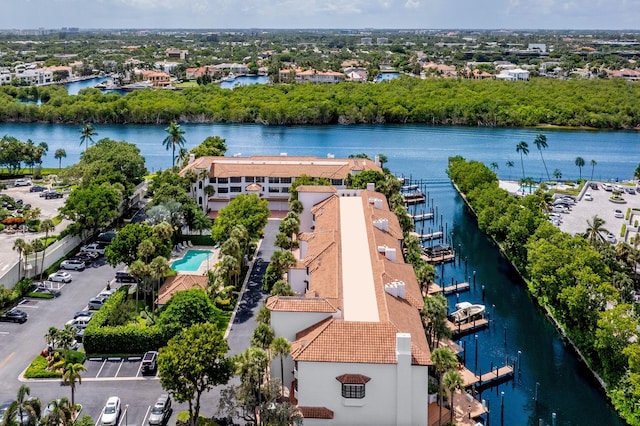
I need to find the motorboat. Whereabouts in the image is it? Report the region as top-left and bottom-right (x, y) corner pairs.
(449, 301), (485, 325)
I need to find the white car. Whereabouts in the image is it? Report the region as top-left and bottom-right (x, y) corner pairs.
(614, 209), (624, 219)
(60, 259), (86, 271)
(584, 193), (593, 201)
(14, 178), (32, 186)
(80, 243), (106, 255)
(604, 233), (617, 244)
(48, 271), (72, 283)
(101, 396), (121, 426)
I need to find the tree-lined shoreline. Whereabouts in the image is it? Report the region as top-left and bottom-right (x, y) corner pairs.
(1, 77), (640, 129)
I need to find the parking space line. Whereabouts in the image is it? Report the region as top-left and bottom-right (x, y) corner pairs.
(135, 361), (143, 377)
(0, 352), (15, 369)
(96, 359), (107, 378)
(118, 407), (128, 426)
(0, 331), (9, 335)
(141, 405), (151, 426)
(115, 359), (124, 377)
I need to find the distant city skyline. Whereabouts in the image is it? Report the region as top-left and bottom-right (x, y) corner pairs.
(2, 0), (640, 31)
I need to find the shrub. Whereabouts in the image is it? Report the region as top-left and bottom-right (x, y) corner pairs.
(14, 278), (34, 297)
(25, 291), (55, 299)
(621, 224), (627, 238)
(24, 356), (61, 379)
(176, 412), (220, 426)
(626, 208), (631, 220)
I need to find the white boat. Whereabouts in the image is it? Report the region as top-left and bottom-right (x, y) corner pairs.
(450, 302), (485, 324)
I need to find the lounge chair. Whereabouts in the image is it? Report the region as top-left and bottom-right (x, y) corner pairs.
(177, 243), (185, 251)
(187, 240), (194, 248)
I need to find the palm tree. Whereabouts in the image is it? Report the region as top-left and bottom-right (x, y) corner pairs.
(432, 347), (458, 426)
(40, 219), (56, 278)
(43, 397), (72, 426)
(176, 147), (190, 167)
(149, 256), (171, 310)
(251, 323), (275, 352)
(56, 362), (86, 414)
(415, 262), (436, 296)
(590, 159), (597, 180)
(575, 156), (585, 180)
(489, 162), (498, 173)
(516, 141), (529, 180)
(533, 134), (550, 182)
(443, 370), (464, 425)
(44, 326), (60, 350)
(505, 161), (514, 181)
(162, 121), (186, 168)
(14, 385), (39, 426)
(270, 336), (291, 396)
(32, 239), (45, 279)
(22, 242), (34, 279)
(12, 238), (27, 281)
(79, 123), (97, 153)
(585, 215), (609, 247)
(54, 149), (66, 173)
(553, 168), (562, 183)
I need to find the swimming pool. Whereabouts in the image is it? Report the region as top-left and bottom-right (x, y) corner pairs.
(171, 249), (213, 272)
(518, 185), (537, 193)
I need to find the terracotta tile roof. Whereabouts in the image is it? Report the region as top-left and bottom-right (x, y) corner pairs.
(385, 293), (431, 365)
(180, 156), (381, 180)
(156, 274), (208, 305)
(299, 406), (334, 419)
(336, 374), (371, 384)
(266, 296), (338, 313)
(297, 185), (337, 193)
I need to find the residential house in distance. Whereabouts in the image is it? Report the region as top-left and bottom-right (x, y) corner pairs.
(179, 155), (382, 217)
(278, 67), (345, 84)
(166, 48), (188, 60)
(266, 185), (431, 425)
(344, 67), (368, 82)
(495, 68), (530, 81)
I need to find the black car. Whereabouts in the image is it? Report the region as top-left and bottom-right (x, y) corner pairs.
(115, 271), (137, 283)
(29, 185), (47, 193)
(141, 351), (158, 374)
(44, 191), (63, 199)
(0, 308), (28, 323)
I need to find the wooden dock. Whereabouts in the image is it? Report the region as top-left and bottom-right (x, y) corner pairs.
(447, 318), (489, 337)
(407, 212), (434, 221)
(460, 364), (514, 389)
(413, 231), (444, 241)
(403, 193), (426, 205)
(428, 282), (470, 295)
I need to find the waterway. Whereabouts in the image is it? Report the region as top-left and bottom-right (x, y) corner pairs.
(0, 122), (634, 425)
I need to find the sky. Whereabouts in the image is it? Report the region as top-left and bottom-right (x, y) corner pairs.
(1, 0), (639, 30)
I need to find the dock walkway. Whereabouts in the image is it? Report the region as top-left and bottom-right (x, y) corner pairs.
(459, 364), (514, 389)
(447, 318), (489, 337)
(428, 282), (470, 295)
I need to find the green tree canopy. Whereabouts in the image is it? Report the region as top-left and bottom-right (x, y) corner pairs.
(211, 193), (269, 242)
(60, 183), (122, 235)
(158, 322), (234, 426)
(190, 136), (227, 158)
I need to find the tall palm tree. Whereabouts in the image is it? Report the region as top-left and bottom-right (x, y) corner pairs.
(149, 256), (171, 310)
(43, 397), (72, 426)
(12, 238), (27, 281)
(553, 168), (562, 183)
(533, 134), (550, 182)
(22, 242), (34, 279)
(32, 239), (45, 279)
(79, 123), (97, 153)
(162, 121), (186, 168)
(270, 336), (291, 396)
(54, 149), (67, 173)
(432, 347), (458, 426)
(585, 215), (609, 247)
(14, 385), (39, 426)
(590, 159), (597, 180)
(55, 362), (86, 414)
(516, 141), (529, 180)
(415, 262), (436, 296)
(505, 161), (514, 181)
(575, 156), (585, 180)
(443, 370), (464, 425)
(40, 219), (55, 278)
(489, 162), (498, 173)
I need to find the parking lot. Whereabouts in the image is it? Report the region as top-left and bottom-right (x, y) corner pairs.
(83, 356), (158, 380)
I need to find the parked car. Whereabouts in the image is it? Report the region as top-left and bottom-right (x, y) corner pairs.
(602, 183), (613, 191)
(47, 338), (79, 352)
(98, 289), (115, 299)
(66, 316), (92, 329)
(88, 296), (108, 310)
(14, 178), (31, 186)
(98, 231), (117, 243)
(589, 182), (599, 190)
(60, 259), (86, 271)
(148, 394), (172, 425)
(44, 191), (63, 199)
(100, 396), (121, 426)
(29, 185), (46, 193)
(625, 187), (636, 194)
(72, 252), (99, 265)
(141, 351), (158, 375)
(73, 310), (95, 319)
(0, 308), (28, 323)
(48, 271), (72, 283)
(614, 209), (624, 218)
(81, 243), (106, 255)
(604, 233), (617, 244)
(115, 271), (137, 283)
(583, 193), (593, 201)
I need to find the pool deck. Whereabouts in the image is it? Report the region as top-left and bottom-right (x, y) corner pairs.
(171, 245), (219, 275)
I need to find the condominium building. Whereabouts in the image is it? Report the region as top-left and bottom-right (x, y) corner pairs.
(180, 155), (382, 216)
(266, 185), (431, 425)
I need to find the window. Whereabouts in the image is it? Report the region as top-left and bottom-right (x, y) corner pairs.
(198, 181), (203, 189)
(230, 177), (242, 183)
(336, 374), (370, 400)
(281, 177), (292, 184)
(230, 186), (242, 193)
(331, 179), (343, 185)
(342, 384), (365, 399)
(269, 177), (280, 184)
(218, 178), (228, 184)
(268, 187), (280, 193)
(218, 187), (229, 194)
(209, 177), (215, 184)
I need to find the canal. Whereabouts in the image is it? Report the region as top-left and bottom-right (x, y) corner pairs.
(0, 121), (633, 424)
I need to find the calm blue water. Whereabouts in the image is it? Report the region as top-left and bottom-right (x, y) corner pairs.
(171, 249), (213, 272)
(0, 121), (631, 424)
(220, 75), (270, 89)
(375, 72), (400, 82)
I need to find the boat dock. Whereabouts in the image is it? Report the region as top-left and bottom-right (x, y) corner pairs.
(402, 192), (426, 205)
(421, 252), (456, 264)
(447, 318), (489, 337)
(412, 231), (444, 241)
(427, 281), (470, 295)
(459, 364), (515, 389)
(407, 211), (434, 221)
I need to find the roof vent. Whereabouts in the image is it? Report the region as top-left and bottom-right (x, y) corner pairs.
(385, 247), (397, 262)
(384, 281), (405, 299)
(373, 199), (383, 209)
(280, 152), (288, 156)
(377, 245), (387, 253)
(373, 218), (389, 232)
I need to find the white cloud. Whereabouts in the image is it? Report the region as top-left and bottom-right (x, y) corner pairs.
(405, 0), (420, 8)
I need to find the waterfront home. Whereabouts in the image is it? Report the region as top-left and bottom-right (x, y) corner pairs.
(180, 155), (382, 217)
(278, 67), (345, 84)
(267, 185), (431, 425)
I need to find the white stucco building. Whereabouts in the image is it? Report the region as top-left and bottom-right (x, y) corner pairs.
(180, 155), (382, 216)
(266, 185), (431, 424)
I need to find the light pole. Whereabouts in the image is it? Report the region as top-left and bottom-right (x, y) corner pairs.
(534, 382), (540, 403)
(517, 350), (522, 373)
(125, 404), (128, 426)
